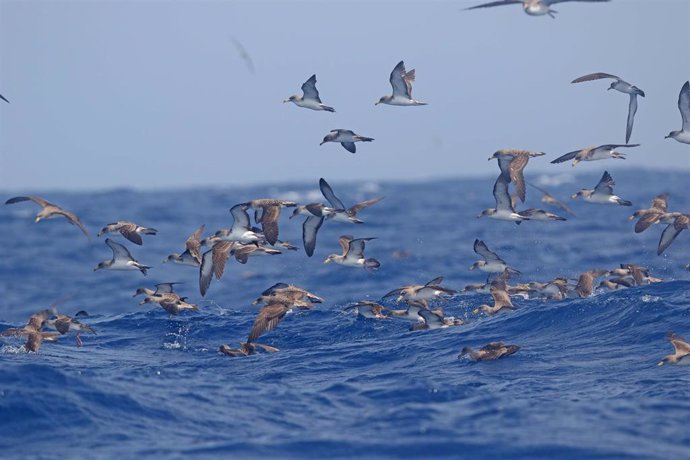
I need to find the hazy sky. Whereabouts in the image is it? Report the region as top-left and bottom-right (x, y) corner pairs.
(1, 0), (689, 191)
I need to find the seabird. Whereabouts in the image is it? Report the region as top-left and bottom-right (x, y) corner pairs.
(231, 36), (254, 75)
(572, 73), (645, 143)
(465, 0), (610, 18)
(244, 199), (296, 245)
(310, 178), (385, 224)
(345, 301), (390, 319)
(478, 175), (530, 224)
(165, 224), (205, 266)
(551, 144), (639, 167)
(608, 264), (662, 285)
(324, 235), (381, 271)
(232, 242), (282, 264)
(383, 276), (456, 303)
(598, 278), (633, 291)
(284, 74), (335, 112)
(45, 314), (96, 347)
(571, 171), (631, 206)
(98, 221), (157, 245)
(387, 300), (429, 322)
(629, 194), (678, 233)
(252, 283), (324, 307)
(140, 293), (199, 316)
(459, 342), (520, 361)
(657, 214), (689, 255)
(658, 333), (690, 366)
(665, 81), (690, 144)
(376, 61), (427, 106)
(94, 239), (150, 275)
(219, 342), (279, 357)
(489, 149), (545, 202)
(5, 195), (89, 238)
(409, 309), (463, 331)
(1, 308), (60, 352)
(247, 295), (314, 343)
(221, 204), (262, 243)
(470, 239), (521, 275)
(472, 281), (516, 315)
(527, 182), (576, 216)
(320, 129), (374, 154)
(574, 269), (608, 298)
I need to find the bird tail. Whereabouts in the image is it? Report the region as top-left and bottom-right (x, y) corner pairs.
(141, 227), (158, 235)
(364, 258), (381, 271)
(321, 105), (335, 112)
(617, 199), (632, 206)
(139, 265), (151, 276)
(356, 136), (375, 142)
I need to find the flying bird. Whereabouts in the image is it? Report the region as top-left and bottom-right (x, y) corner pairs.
(459, 342), (520, 361)
(488, 149), (545, 202)
(320, 129), (374, 154)
(572, 73), (645, 143)
(0, 94), (8, 103)
(324, 235), (380, 271)
(5, 195), (89, 238)
(666, 81), (690, 144)
(527, 182), (576, 217)
(376, 61), (427, 106)
(97, 221), (157, 245)
(231, 36), (255, 75)
(571, 171), (632, 206)
(551, 144), (638, 167)
(478, 175), (530, 224)
(465, 0), (610, 18)
(94, 239), (150, 275)
(284, 74), (335, 112)
(470, 239), (521, 276)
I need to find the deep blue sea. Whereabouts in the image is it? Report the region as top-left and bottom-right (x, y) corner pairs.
(1, 169), (689, 459)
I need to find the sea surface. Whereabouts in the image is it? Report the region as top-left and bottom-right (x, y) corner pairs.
(1, 169), (689, 459)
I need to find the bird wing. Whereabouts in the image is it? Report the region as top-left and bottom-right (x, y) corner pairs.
(56, 208), (90, 238)
(473, 239), (501, 262)
(319, 178), (346, 210)
(668, 333), (690, 354)
(482, 342), (507, 351)
(199, 249), (214, 296)
(571, 72), (621, 84)
(230, 204), (251, 230)
(626, 94), (638, 144)
(493, 174), (515, 212)
(338, 235), (354, 255)
(106, 238), (133, 260)
(118, 223), (143, 245)
(651, 194), (669, 212)
(418, 309), (444, 327)
(594, 171), (615, 195)
(491, 287), (514, 309)
(657, 223), (682, 255)
(301, 74), (322, 102)
(5, 195), (51, 208)
(634, 212), (661, 233)
(389, 61), (411, 98)
(348, 196), (384, 216)
(679, 81), (690, 130)
(551, 149), (580, 164)
(302, 215), (324, 257)
(347, 238), (374, 259)
(0, 94), (9, 103)
(464, 0), (521, 10)
(185, 224), (205, 264)
(426, 276), (444, 286)
(54, 317), (72, 335)
(259, 205), (281, 245)
(212, 241), (234, 278)
(509, 154), (529, 202)
(248, 303), (290, 342)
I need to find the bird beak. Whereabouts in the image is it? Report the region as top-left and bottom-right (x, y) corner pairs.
(319, 141), (325, 145)
(375, 101), (380, 106)
(283, 99), (289, 103)
(664, 135), (670, 139)
(657, 361), (664, 366)
(34, 217), (41, 223)
(323, 258), (331, 264)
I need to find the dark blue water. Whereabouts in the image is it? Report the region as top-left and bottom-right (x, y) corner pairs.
(1, 169), (690, 458)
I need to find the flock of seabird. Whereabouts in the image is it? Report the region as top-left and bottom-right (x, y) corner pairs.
(2, 0), (690, 365)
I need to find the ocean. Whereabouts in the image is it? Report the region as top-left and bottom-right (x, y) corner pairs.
(1, 168), (689, 458)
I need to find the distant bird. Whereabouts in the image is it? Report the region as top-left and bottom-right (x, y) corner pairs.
(489, 149), (545, 202)
(574, 269), (608, 298)
(344, 301), (390, 319)
(231, 36), (255, 75)
(387, 300), (429, 322)
(658, 333), (690, 366)
(571, 171), (631, 206)
(527, 182), (576, 216)
(0, 94), (8, 103)
(248, 296), (313, 343)
(94, 238), (150, 275)
(284, 74), (335, 112)
(219, 342), (279, 357)
(383, 276), (456, 303)
(98, 221), (157, 245)
(571, 73), (645, 143)
(324, 235), (380, 271)
(320, 129), (374, 154)
(165, 224), (205, 266)
(376, 61), (427, 106)
(478, 175), (530, 224)
(45, 314), (96, 347)
(244, 199), (296, 245)
(5, 195), (89, 238)
(409, 309), (463, 331)
(470, 239), (521, 276)
(551, 144), (638, 167)
(293, 178), (384, 224)
(657, 214), (689, 255)
(465, 0), (610, 18)
(665, 81), (690, 144)
(459, 342), (520, 361)
(472, 282), (516, 315)
(232, 242), (282, 264)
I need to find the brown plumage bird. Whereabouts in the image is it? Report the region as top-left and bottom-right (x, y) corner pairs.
(575, 269), (609, 298)
(219, 342), (279, 357)
(658, 333), (690, 366)
(488, 149), (546, 202)
(244, 199), (297, 245)
(1, 307), (61, 352)
(5, 196), (89, 238)
(459, 342), (520, 362)
(472, 282), (516, 315)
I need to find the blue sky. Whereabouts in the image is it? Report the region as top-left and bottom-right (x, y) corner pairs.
(1, 0), (688, 190)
